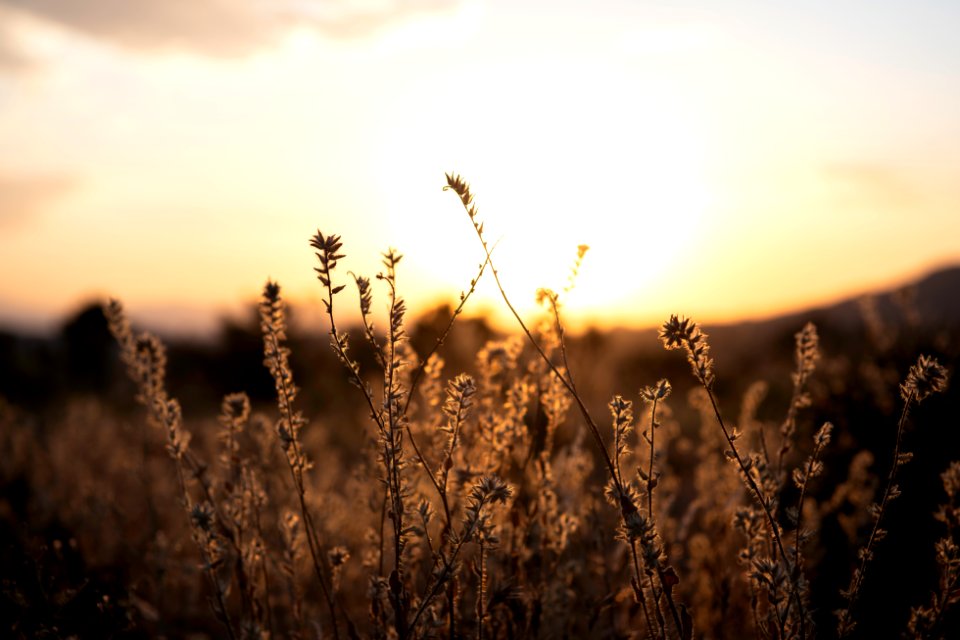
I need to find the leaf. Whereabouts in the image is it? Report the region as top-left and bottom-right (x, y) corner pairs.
(662, 566), (680, 593)
(389, 569), (403, 596)
(630, 576), (643, 603)
(680, 604), (694, 640)
(792, 468), (806, 488)
(784, 506), (799, 526)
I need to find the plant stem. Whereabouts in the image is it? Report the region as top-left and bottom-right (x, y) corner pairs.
(703, 387), (805, 638)
(841, 393), (914, 636)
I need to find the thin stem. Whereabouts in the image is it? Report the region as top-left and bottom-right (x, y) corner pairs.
(253, 509), (276, 639)
(641, 395), (685, 639)
(171, 460), (237, 640)
(759, 421), (772, 469)
(477, 541), (485, 640)
(448, 178), (691, 638)
(410, 543), (464, 633)
(928, 566), (960, 639)
(792, 429), (829, 603)
(632, 542), (666, 640)
(841, 393), (914, 636)
(655, 567), (684, 638)
(647, 397), (659, 521)
(324, 270), (388, 436)
(451, 191), (621, 493)
(703, 387), (805, 637)
(262, 310), (341, 639)
(407, 426), (448, 522)
(777, 390), (802, 480)
(447, 579), (457, 640)
(382, 272), (409, 638)
(546, 294), (578, 399)
(402, 251), (492, 416)
(378, 491), (387, 577)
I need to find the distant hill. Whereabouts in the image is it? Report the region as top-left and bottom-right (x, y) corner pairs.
(1, 264), (958, 414)
(599, 264), (960, 359)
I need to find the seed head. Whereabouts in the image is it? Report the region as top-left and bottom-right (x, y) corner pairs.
(659, 315), (715, 388)
(641, 379), (672, 402)
(328, 546), (350, 567)
(900, 355), (948, 403)
(190, 502), (215, 532)
(221, 392), (250, 423)
(659, 315), (698, 350)
(794, 322), (820, 385)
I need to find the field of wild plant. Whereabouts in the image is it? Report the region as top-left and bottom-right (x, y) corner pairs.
(1, 175), (958, 639)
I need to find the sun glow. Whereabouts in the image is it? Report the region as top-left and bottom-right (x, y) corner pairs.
(372, 57), (713, 329)
(3, 2), (958, 337)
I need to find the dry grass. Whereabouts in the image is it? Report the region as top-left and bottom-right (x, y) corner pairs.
(0, 174), (957, 639)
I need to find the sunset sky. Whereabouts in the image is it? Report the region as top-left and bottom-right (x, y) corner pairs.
(1, 1), (958, 336)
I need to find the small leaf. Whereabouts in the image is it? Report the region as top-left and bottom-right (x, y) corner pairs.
(792, 468), (805, 488)
(630, 576), (643, 603)
(680, 604), (694, 640)
(662, 566), (680, 592)
(784, 506), (799, 526)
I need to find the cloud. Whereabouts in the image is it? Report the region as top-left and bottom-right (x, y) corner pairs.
(0, 12), (33, 71)
(1, 0), (281, 56)
(0, 40), (28, 71)
(821, 163), (920, 211)
(0, 0), (462, 57)
(0, 173), (76, 228)
(286, 0), (461, 40)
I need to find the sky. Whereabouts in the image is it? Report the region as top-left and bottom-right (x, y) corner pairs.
(1, 0), (958, 336)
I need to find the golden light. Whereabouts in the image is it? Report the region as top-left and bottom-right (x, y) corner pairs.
(371, 56), (714, 329)
(3, 4), (957, 336)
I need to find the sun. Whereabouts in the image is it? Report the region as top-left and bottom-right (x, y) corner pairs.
(371, 59), (713, 329)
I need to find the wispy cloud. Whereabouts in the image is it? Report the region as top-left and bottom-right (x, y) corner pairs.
(285, 0), (460, 40)
(821, 162), (921, 211)
(0, 0), (462, 57)
(0, 12), (32, 71)
(0, 40), (28, 71)
(0, 173), (76, 229)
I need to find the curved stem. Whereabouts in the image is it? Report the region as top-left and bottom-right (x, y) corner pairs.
(456, 203), (621, 493)
(402, 252), (491, 416)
